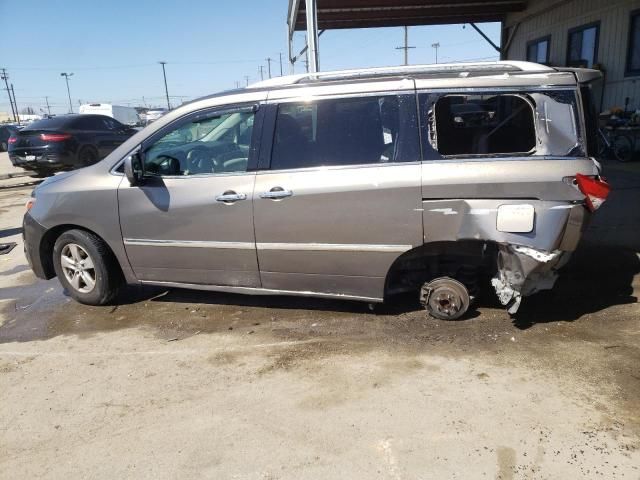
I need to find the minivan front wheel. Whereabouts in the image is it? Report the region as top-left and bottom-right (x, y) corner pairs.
(52, 229), (123, 305)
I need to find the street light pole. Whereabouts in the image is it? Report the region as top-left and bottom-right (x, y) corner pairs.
(431, 42), (440, 64)
(158, 61), (171, 110)
(60, 72), (74, 113)
(266, 57), (272, 79)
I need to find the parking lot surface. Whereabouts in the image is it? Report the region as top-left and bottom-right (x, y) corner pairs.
(1, 152), (639, 479)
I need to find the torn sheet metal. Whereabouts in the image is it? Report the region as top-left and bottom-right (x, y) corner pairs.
(491, 244), (569, 314)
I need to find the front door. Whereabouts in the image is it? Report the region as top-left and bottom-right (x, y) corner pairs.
(253, 93), (423, 300)
(118, 105), (261, 287)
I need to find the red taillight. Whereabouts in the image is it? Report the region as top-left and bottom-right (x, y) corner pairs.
(40, 133), (72, 142)
(575, 173), (611, 212)
(8, 136), (17, 144)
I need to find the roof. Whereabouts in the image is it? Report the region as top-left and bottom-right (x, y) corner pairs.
(174, 62), (600, 117)
(288, 0), (527, 33)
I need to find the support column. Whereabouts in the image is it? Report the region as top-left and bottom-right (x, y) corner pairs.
(305, 0), (319, 73)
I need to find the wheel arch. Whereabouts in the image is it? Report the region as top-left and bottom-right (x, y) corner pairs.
(383, 240), (499, 300)
(39, 224), (122, 280)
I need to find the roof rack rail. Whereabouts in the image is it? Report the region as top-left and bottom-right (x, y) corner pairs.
(250, 61), (556, 88)
(298, 61), (553, 83)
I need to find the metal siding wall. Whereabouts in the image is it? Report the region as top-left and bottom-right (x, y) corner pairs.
(505, 0), (640, 111)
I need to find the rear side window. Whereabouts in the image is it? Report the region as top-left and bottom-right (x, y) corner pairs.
(72, 116), (106, 130)
(420, 90), (584, 159)
(270, 94), (419, 170)
(102, 117), (122, 130)
(430, 94), (536, 156)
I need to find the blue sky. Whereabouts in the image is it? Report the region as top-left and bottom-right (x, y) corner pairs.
(0, 1), (501, 115)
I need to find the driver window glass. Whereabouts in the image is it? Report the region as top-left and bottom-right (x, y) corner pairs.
(144, 110), (255, 176)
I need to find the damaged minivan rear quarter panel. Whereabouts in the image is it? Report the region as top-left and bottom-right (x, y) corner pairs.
(415, 73), (601, 312)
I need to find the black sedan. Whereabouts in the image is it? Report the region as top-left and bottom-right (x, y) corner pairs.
(8, 114), (136, 176)
(0, 124), (19, 151)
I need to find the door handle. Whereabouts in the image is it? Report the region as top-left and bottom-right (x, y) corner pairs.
(259, 187), (293, 200)
(215, 191), (247, 203)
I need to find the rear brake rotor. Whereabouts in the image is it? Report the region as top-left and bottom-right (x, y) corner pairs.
(420, 277), (470, 321)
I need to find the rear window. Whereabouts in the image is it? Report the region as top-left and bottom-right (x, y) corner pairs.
(431, 94), (536, 156)
(22, 116), (75, 130)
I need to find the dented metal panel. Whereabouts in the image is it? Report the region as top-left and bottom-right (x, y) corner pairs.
(421, 199), (580, 252)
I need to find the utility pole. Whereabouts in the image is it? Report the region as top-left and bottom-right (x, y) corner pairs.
(60, 72), (74, 113)
(279, 52), (283, 76)
(0, 68), (17, 122)
(45, 96), (51, 116)
(244, 75), (250, 87)
(266, 57), (272, 79)
(259, 65), (265, 81)
(10, 84), (19, 122)
(158, 61), (171, 110)
(395, 26), (415, 66)
(431, 42), (440, 64)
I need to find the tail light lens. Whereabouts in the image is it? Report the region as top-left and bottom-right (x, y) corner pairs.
(40, 133), (72, 142)
(575, 173), (611, 212)
(8, 136), (17, 144)
(25, 198), (35, 211)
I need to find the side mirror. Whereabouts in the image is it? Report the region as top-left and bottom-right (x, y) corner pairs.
(124, 151), (144, 186)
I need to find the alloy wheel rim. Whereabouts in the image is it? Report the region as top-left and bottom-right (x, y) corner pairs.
(60, 243), (96, 293)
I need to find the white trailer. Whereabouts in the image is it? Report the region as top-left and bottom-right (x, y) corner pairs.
(78, 104), (140, 126)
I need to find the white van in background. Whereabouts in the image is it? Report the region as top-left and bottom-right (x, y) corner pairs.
(78, 104), (140, 126)
(144, 108), (168, 124)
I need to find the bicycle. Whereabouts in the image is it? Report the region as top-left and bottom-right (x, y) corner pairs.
(597, 126), (634, 162)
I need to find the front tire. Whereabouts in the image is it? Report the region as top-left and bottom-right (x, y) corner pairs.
(52, 229), (123, 305)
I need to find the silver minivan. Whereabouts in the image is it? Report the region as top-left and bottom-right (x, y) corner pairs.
(23, 61), (610, 319)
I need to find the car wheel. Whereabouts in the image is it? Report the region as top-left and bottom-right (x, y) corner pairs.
(0, 141), (7, 151)
(78, 146), (99, 166)
(52, 229), (123, 305)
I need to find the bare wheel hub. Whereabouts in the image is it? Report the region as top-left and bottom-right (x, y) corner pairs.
(420, 277), (470, 320)
(60, 243), (96, 294)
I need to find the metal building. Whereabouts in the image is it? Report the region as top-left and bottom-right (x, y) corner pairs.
(503, 0), (640, 112)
